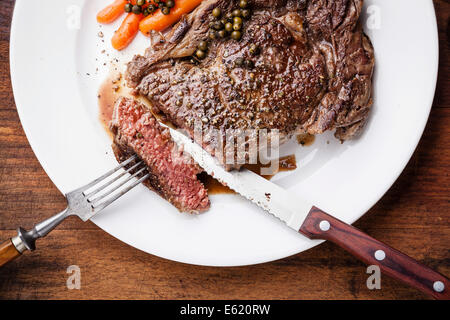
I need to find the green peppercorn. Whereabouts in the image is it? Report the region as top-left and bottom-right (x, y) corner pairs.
(166, 0), (175, 8)
(132, 5), (142, 14)
(212, 21), (224, 30)
(242, 9), (251, 19)
(212, 7), (222, 18)
(231, 30), (242, 40)
(218, 30), (227, 38)
(239, 0), (248, 8)
(137, 0), (146, 6)
(147, 4), (156, 13)
(225, 12), (234, 21)
(233, 17), (242, 25)
(209, 31), (218, 40)
(161, 6), (170, 15)
(198, 40), (208, 51)
(225, 22), (233, 32)
(124, 3), (132, 12)
(195, 49), (206, 59)
(233, 23), (242, 31)
(232, 9), (242, 17)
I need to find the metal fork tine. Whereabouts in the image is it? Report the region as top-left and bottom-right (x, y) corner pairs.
(89, 166), (148, 204)
(73, 155), (138, 193)
(93, 173), (150, 212)
(9, 154), (150, 256)
(84, 160), (144, 198)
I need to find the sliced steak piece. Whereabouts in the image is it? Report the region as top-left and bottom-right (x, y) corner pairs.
(126, 0), (375, 167)
(110, 97), (210, 213)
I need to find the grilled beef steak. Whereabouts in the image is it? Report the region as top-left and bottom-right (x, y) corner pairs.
(126, 0), (374, 166)
(110, 97), (210, 213)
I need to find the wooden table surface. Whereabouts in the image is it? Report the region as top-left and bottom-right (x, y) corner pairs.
(0, 1), (448, 300)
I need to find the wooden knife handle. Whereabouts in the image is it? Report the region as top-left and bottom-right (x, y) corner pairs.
(299, 207), (450, 300)
(0, 239), (22, 267)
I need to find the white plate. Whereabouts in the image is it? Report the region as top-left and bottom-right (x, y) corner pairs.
(10, 0), (438, 266)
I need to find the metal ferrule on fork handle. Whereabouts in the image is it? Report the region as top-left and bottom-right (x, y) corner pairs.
(11, 208), (69, 253)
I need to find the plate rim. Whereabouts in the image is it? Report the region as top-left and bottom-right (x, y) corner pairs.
(8, 0), (439, 267)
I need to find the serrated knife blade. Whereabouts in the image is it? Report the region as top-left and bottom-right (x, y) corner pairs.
(169, 128), (313, 230)
(169, 128), (450, 300)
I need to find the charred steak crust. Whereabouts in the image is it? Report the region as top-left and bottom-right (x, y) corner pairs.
(126, 0), (374, 161)
(110, 97), (210, 213)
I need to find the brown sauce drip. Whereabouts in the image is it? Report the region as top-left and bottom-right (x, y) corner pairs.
(200, 154), (297, 195)
(198, 172), (235, 195)
(279, 154), (298, 171)
(245, 154), (297, 179)
(98, 71), (123, 138)
(297, 133), (315, 146)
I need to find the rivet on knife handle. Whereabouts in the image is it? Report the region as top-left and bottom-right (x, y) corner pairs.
(299, 206), (450, 300)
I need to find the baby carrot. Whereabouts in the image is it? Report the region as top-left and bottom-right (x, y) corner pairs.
(111, 13), (144, 50)
(139, 0), (203, 35)
(97, 0), (128, 24)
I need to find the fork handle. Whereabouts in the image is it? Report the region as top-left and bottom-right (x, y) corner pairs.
(0, 238), (23, 267)
(0, 209), (70, 268)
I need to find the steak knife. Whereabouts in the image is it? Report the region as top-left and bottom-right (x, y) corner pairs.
(169, 129), (450, 300)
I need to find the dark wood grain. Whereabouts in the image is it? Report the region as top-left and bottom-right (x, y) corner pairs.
(0, 0), (448, 300)
(0, 240), (20, 267)
(300, 207), (450, 300)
